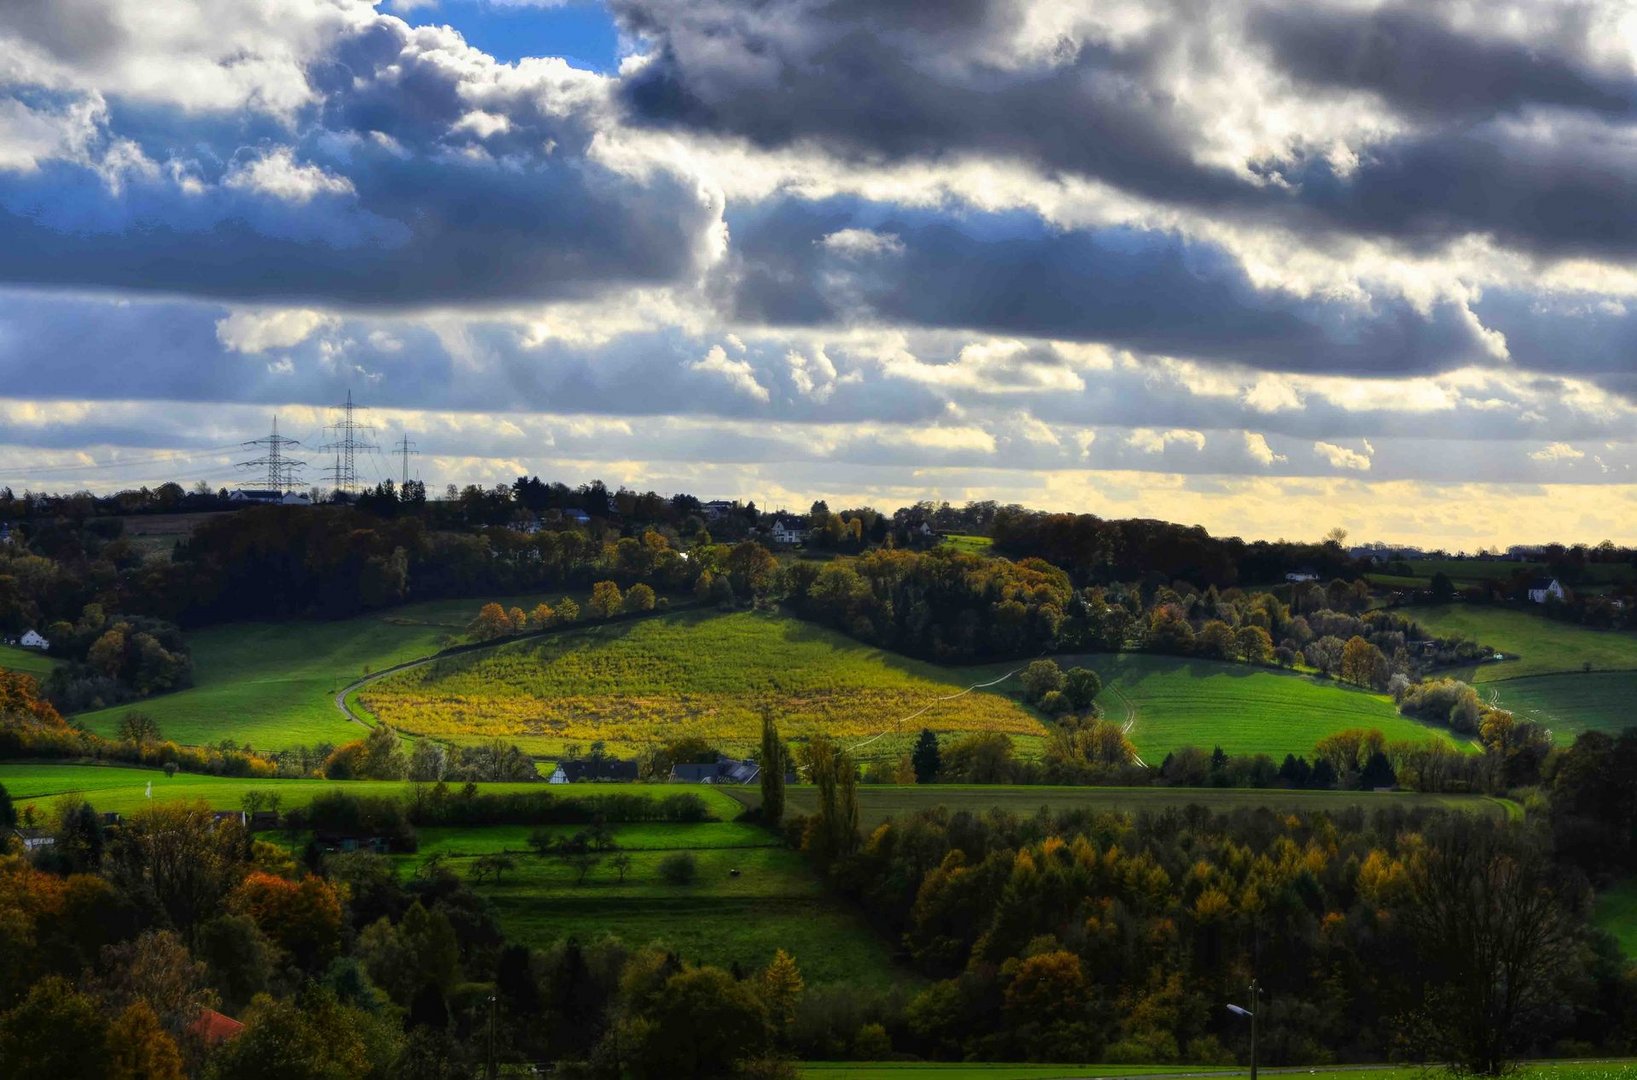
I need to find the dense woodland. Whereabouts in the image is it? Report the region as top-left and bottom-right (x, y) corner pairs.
(775, 729), (1637, 1073)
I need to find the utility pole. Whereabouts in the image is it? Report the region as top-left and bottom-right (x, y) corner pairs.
(320, 389), (377, 496)
(236, 415), (305, 493)
(1227, 979), (1261, 1080)
(394, 430), (419, 488)
(486, 993), (497, 1080)
(1249, 978), (1259, 1080)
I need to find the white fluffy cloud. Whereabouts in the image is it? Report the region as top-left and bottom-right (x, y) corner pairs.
(222, 148), (355, 203)
(1314, 440), (1373, 471)
(818, 228), (905, 258)
(1128, 428), (1207, 454)
(1530, 441), (1586, 462)
(1243, 432), (1286, 466)
(215, 308), (338, 353)
(691, 344), (771, 402)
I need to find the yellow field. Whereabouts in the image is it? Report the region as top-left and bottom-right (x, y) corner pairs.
(359, 610), (1046, 754)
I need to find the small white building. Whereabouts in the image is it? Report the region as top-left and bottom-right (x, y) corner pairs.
(769, 520), (809, 546)
(1527, 577), (1565, 604)
(1285, 571), (1321, 583)
(18, 629), (48, 650)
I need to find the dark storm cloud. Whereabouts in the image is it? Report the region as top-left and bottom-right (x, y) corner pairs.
(1283, 118), (1637, 259)
(615, 0), (1637, 259)
(1248, 5), (1631, 120)
(617, 0), (1249, 207)
(720, 199), (1495, 375)
(0, 0), (128, 65)
(0, 18), (718, 306)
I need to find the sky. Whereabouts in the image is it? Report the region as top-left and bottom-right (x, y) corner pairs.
(4, 1), (1637, 548)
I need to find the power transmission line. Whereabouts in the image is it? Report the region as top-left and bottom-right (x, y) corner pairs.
(394, 431), (419, 488)
(5, 444), (244, 477)
(319, 389), (376, 495)
(236, 415), (305, 492)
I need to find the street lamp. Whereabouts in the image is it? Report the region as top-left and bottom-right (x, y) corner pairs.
(1226, 979), (1260, 1080)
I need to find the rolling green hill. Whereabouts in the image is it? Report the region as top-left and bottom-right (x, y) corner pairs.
(364, 611), (1462, 762)
(73, 595), (572, 751)
(361, 609), (1048, 757)
(1407, 605), (1637, 739)
(0, 643), (57, 678)
(1481, 672), (1637, 738)
(1410, 604), (1637, 682)
(983, 652), (1457, 760)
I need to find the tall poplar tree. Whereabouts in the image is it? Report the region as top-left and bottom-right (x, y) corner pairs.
(759, 710), (786, 825)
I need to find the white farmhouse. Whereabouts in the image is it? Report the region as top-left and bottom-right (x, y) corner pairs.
(18, 629), (49, 650)
(1526, 577), (1566, 604)
(769, 520), (809, 546)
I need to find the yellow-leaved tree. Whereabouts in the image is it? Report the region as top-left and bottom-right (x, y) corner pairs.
(759, 949), (804, 1028)
(589, 581), (623, 618)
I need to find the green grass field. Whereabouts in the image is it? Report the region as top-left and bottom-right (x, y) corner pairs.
(72, 594), (576, 752)
(939, 534), (994, 555)
(0, 762), (745, 818)
(993, 652), (1455, 760)
(1410, 605), (1637, 682)
(1406, 605), (1637, 739)
(1596, 880), (1637, 956)
(394, 821), (908, 989)
(1481, 673), (1637, 739)
(0, 643), (57, 677)
(362, 609), (1046, 757)
(725, 784), (1514, 831)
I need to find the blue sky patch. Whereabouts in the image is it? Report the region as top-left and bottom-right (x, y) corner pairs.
(406, 1), (620, 70)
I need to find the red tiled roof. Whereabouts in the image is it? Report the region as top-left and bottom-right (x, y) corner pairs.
(189, 1008), (245, 1046)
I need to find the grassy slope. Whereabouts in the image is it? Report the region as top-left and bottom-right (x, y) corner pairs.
(1410, 605), (1637, 681)
(1409, 605), (1637, 739)
(73, 594), (570, 751)
(726, 784), (1514, 832)
(974, 652), (1453, 760)
(394, 821), (908, 989)
(1483, 672), (1637, 738)
(0, 762), (745, 818)
(0, 644), (57, 677)
(362, 609), (1047, 757)
(1596, 880), (1637, 957)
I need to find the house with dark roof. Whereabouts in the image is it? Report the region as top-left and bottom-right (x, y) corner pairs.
(12, 828), (53, 851)
(548, 759), (640, 784)
(670, 756), (760, 784)
(1526, 577), (1565, 604)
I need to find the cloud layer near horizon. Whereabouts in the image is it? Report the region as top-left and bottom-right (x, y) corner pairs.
(5, 0), (1637, 547)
